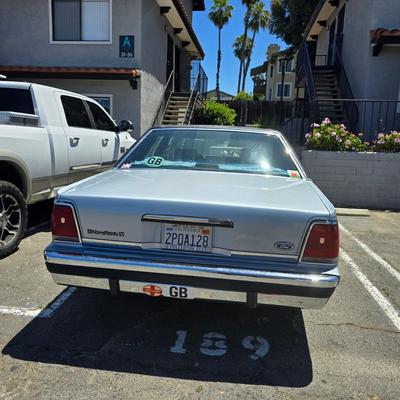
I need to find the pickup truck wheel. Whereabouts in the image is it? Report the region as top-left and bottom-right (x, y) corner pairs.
(0, 181), (27, 259)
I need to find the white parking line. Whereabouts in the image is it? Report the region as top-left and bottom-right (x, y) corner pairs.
(340, 224), (400, 283)
(341, 249), (400, 331)
(0, 287), (77, 319)
(0, 306), (42, 318)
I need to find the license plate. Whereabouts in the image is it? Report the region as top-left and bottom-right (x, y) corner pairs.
(143, 283), (193, 299)
(162, 224), (212, 252)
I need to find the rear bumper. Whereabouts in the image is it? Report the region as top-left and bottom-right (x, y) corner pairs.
(44, 246), (340, 309)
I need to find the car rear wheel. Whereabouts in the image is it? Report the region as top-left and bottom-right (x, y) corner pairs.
(0, 181), (27, 259)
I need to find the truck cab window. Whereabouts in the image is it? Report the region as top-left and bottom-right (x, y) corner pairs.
(61, 95), (92, 129)
(0, 88), (35, 114)
(87, 101), (115, 132)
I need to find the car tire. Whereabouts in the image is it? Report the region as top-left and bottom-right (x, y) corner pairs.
(0, 180), (27, 259)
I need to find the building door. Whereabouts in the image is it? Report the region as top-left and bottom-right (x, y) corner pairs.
(166, 35), (174, 87)
(174, 45), (181, 92)
(336, 5), (346, 57)
(327, 19), (336, 66)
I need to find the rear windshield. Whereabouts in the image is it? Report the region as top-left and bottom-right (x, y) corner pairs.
(119, 129), (302, 178)
(0, 88), (35, 114)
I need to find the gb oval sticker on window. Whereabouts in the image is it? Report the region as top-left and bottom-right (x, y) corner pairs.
(145, 156), (164, 167)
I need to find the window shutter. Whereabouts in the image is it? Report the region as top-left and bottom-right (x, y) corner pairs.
(53, 0), (81, 41)
(81, 0), (110, 41)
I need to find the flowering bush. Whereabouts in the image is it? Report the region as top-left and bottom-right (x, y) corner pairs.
(305, 118), (400, 152)
(305, 118), (368, 151)
(373, 132), (400, 152)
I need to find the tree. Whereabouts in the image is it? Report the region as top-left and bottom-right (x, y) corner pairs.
(209, 0), (234, 101)
(237, 0), (256, 94)
(269, 0), (319, 48)
(241, 1), (270, 92)
(233, 35), (253, 63)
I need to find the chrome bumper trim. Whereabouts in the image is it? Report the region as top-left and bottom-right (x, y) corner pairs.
(50, 273), (330, 309)
(45, 250), (339, 289)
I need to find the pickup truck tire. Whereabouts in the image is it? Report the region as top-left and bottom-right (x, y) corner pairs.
(0, 181), (27, 259)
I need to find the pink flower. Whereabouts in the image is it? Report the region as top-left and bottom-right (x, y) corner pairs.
(337, 137), (342, 142)
(358, 133), (363, 137)
(377, 139), (385, 144)
(315, 132), (321, 138)
(321, 117), (331, 125)
(340, 124), (346, 129)
(311, 123), (320, 128)
(305, 133), (312, 139)
(394, 138), (400, 143)
(345, 140), (352, 146)
(378, 133), (384, 139)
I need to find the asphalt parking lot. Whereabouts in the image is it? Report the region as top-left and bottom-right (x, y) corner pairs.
(0, 202), (399, 399)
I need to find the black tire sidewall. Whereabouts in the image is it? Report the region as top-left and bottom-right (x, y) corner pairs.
(0, 180), (27, 259)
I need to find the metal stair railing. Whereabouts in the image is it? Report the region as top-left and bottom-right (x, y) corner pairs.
(332, 43), (359, 131)
(152, 69), (174, 126)
(183, 73), (200, 125)
(297, 41), (320, 124)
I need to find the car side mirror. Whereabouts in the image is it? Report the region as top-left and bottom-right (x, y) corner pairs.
(117, 120), (134, 133)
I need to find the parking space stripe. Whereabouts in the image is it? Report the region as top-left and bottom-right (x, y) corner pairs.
(37, 287), (77, 318)
(0, 306), (42, 318)
(0, 287), (77, 319)
(340, 224), (400, 283)
(341, 249), (400, 331)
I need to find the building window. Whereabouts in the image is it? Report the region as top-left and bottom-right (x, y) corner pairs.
(86, 95), (112, 114)
(270, 65), (274, 78)
(278, 59), (293, 73)
(276, 83), (291, 98)
(52, 0), (111, 42)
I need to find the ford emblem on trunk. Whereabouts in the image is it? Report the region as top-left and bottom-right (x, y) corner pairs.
(274, 241), (294, 250)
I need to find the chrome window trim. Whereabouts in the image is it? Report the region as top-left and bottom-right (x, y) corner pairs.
(115, 127), (307, 179)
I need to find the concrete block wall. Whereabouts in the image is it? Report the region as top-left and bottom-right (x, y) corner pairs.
(301, 150), (400, 210)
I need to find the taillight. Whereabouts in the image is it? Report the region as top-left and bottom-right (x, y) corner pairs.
(51, 204), (80, 242)
(302, 223), (339, 263)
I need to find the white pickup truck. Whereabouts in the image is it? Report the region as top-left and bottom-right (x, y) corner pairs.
(0, 81), (136, 258)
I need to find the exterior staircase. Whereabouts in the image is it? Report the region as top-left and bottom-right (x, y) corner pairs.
(162, 92), (194, 125)
(313, 69), (346, 123)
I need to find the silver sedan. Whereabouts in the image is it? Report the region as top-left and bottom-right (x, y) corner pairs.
(44, 126), (340, 309)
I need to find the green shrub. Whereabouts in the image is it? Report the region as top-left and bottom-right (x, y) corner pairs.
(233, 91), (253, 101)
(195, 100), (236, 125)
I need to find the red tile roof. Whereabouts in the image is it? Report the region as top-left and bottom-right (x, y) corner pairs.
(0, 66), (141, 79)
(370, 28), (400, 40)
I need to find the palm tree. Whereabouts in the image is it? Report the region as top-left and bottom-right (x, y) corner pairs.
(241, 1), (270, 92)
(233, 35), (253, 65)
(237, 0), (256, 93)
(208, 0), (234, 101)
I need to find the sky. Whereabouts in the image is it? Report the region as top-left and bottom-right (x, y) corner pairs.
(193, 0), (286, 96)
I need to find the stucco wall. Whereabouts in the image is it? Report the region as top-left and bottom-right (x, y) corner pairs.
(0, 0), (142, 68)
(314, 0), (400, 101)
(140, 0), (168, 133)
(301, 150), (400, 210)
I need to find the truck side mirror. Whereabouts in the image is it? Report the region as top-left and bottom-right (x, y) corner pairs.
(117, 120), (134, 132)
